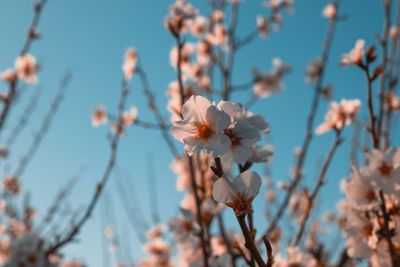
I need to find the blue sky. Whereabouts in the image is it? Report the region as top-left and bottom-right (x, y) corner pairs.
(0, 0), (393, 265)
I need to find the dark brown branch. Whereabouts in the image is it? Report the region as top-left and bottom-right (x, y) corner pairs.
(379, 190), (398, 267)
(237, 216), (266, 267)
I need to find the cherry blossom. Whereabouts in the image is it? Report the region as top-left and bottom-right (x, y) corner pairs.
(316, 98), (361, 134)
(170, 95), (231, 157)
(92, 105), (107, 127)
(0, 69), (17, 84)
(340, 39), (365, 66)
(212, 171), (262, 216)
(322, 3), (336, 19)
(15, 53), (38, 84)
(121, 106), (138, 126)
(122, 47), (137, 80)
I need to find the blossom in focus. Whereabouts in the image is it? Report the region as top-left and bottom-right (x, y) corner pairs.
(122, 47), (137, 80)
(322, 3), (336, 18)
(315, 98), (361, 134)
(170, 95), (231, 157)
(340, 39), (365, 66)
(92, 105), (107, 127)
(218, 101), (261, 163)
(212, 171), (262, 216)
(15, 53), (38, 84)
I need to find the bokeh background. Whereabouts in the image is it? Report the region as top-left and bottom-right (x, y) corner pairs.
(0, 0), (393, 265)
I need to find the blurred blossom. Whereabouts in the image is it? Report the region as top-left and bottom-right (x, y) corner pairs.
(15, 53), (38, 84)
(340, 39), (365, 66)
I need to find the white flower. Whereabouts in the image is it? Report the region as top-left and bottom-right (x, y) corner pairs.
(121, 106), (138, 126)
(364, 148), (400, 194)
(0, 69), (17, 83)
(257, 16), (269, 38)
(274, 246), (317, 267)
(250, 145), (274, 163)
(170, 95), (231, 157)
(212, 171), (261, 216)
(322, 3), (336, 18)
(341, 166), (379, 210)
(340, 39), (365, 66)
(316, 98), (361, 134)
(122, 47), (137, 80)
(92, 105), (107, 127)
(15, 54), (38, 84)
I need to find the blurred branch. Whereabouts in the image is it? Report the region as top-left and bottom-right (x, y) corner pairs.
(5, 88), (42, 148)
(14, 72), (71, 179)
(293, 129), (343, 246)
(263, 0), (341, 239)
(46, 75), (130, 254)
(136, 65), (178, 157)
(0, 0), (50, 135)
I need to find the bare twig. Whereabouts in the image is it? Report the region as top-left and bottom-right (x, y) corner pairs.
(293, 129), (343, 246)
(0, 0), (50, 134)
(5, 88), (41, 148)
(46, 76), (130, 254)
(14, 72), (71, 178)
(263, 0), (341, 238)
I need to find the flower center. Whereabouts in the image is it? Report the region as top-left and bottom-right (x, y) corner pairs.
(225, 193), (254, 216)
(378, 161), (394, 177)
(224, 129), (243, 147)
(364, 190), (376, 202)
(195, 121), (215, 143)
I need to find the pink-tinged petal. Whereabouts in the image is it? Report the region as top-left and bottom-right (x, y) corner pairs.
(247, 114), (269, 134)
(233, 119), (260, 140)
(206, 105), (231, 133)
(183, 136), (203, 156)
(207, 134), (231, 157)
(383, 147), (400, 165)
(232, 143), (253, 164)
(171, 121), (197, 142)
(233, 171), (262, 199)
(213, 178), (236, 203)
(315, 122), (331, 135)
(181, 95), (211, 122)
(217, 101), (245, 121)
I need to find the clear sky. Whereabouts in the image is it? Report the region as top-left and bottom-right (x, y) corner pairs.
(0, 0), (394, 266)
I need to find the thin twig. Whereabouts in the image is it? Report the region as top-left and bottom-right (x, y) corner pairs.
(46, 76), (130, 254)
(293, 129), (343, 246)
(14, 72), (71, 178)
(262, 0), (341, 238)
(0, 0), (49, 134)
